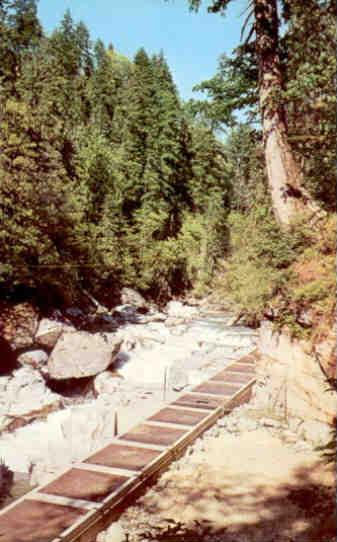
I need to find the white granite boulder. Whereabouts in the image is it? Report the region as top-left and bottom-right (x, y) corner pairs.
(35, 318), (73, 349)
(120, 288), (147, 309)
(0, 367), (61, 421)
(48, 331), (122, 379)
(17, 349), (48, 369)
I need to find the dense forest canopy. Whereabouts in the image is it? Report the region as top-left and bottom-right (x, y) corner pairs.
(0, 1), (229, 305)
(0, 0), (335, 334)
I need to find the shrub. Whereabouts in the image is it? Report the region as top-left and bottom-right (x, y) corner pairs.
(215, 207), (298, 322)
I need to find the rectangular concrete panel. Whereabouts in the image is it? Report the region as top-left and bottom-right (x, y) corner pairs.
(85, 443), (162, 471)
(193, 382), (239, 396)
(119, 424), (187, 447)
(0, 499), (84, 542)
(228, 363), (255, 374)
(172, 393), (224, 410)
(211, 371), (253, 384)
(149, 407), (210, 426)
(40, 468), (129, 503)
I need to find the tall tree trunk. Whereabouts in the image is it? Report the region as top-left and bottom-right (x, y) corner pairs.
(254, 0), (315, 227)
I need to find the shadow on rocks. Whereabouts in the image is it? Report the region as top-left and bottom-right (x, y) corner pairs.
(0, 337), (18, 375)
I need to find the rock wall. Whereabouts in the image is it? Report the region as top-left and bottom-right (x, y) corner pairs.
(256, 321), (336, 433)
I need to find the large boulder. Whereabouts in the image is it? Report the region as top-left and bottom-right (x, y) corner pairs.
(48, 331), (122, 379)
(0, 367), (61, 430)
(0, 302), (39, 350)
(120, 288), (147, 310)
(35, 318), (73, 349)
(17, 349), (48, 369)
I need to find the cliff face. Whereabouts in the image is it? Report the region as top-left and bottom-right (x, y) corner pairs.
(256, 321), (336, 439)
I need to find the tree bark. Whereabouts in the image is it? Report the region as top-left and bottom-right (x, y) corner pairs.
(254, 0), (315, 227)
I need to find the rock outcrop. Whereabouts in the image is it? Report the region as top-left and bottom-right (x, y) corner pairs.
(34, 318), (73, 349)
(120, 288), (147, 310)
(0, 367), (61, 432)
(48, 331), (122, 379)
(256, 321), (336, 439)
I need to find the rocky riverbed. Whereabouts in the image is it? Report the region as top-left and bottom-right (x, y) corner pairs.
(0, 295), (257, 504)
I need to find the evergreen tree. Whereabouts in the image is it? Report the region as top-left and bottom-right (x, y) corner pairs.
(282, 0), (336, 210)
(90, 40), (131, 139)
(186, 0), (320, 227)
(0, 0), (41, 95)
(178, 118), (230, 291)
(0, 97), (87, 301)
(48, 11), (93, 130)
(140, 53), (188, 230)
(118, 48), (156, 217)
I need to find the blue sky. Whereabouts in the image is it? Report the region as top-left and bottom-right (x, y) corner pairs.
(37, 0), (246, 101)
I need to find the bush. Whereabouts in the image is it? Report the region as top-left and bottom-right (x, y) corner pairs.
(215, 207), (298, 322)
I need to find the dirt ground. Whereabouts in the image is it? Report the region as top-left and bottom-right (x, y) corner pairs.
(120, 428), (336, 542)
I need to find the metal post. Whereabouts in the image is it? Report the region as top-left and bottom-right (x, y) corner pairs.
(163, 367), (168, 402)
(114, 411), (118, 436)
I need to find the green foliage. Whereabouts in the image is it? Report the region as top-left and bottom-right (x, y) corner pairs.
(293, 280), (331, 305)
(0, 0), (42, 94)
(291, 246), (335, 317)
(282, 0), (336, 209)
(187, 0), (336, 213)
(0, 97), (88, 302)
(224, 124), (267, 212)
(188, 0), (230, 13)
(217, 206), (298, 322)
(219, 205), (336, 335)
(0, 4), (231, 304)
(1, 0), (334, 318)
(190, 50), (258, 128)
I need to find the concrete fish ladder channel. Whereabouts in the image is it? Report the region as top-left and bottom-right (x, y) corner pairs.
(0, 351), (258, 542)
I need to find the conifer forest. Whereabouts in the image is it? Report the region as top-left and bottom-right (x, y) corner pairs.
(0, 0), (335, 337)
